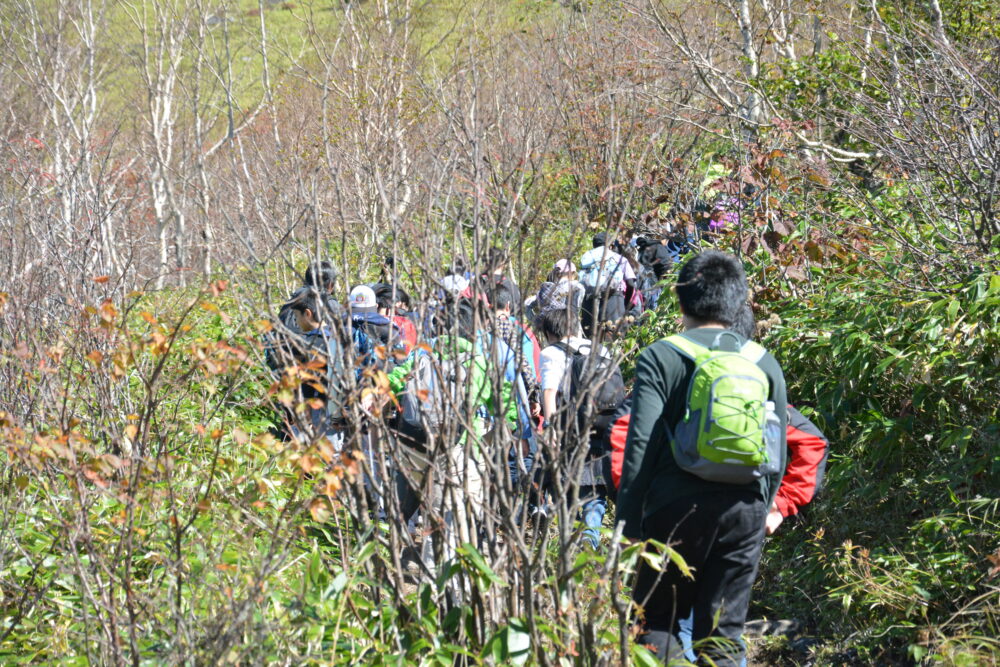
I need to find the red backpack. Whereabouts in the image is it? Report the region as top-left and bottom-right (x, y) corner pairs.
(392, 314), (417, 353)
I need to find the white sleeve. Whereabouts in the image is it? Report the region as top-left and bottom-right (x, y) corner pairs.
(540, 346), (567, 391)
(621, 258), (636, 281)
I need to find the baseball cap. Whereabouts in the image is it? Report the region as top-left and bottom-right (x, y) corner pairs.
(349, 285), (377, 313)
(554, 259), (575, 274)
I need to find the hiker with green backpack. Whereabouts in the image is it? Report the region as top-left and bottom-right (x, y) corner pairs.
(386, 298), (521, 567)
(617, 250), (788, 666)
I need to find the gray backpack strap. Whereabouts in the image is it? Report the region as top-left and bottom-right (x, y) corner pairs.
(709, 329), (744, 352)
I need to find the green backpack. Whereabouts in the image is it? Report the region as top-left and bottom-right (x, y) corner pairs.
(665, 331), (782, 484)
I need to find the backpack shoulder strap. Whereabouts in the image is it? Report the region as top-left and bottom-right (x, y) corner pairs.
(551, 341), (574, 356)
(663, 333), (707, 361)
(738, 340), (767, 364)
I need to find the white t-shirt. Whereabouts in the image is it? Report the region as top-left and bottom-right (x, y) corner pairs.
(540, 337), (610, 392)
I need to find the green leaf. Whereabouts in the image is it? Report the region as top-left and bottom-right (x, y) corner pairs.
(507, 617), (532, 665)
(666, 546), (694, 580)
(639, 550), (663, 572)
(946, 299), (960, 322)
(458, 542), (506, 590)
(631, 643), (664, 667)
(909, 644), (928, 661)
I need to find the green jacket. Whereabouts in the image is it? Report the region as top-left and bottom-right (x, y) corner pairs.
(616, 327), (788, 539)
(387, 335), (518, 448)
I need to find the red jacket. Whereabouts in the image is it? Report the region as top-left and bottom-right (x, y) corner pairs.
(606, 402), (829, 518)
(774, 406), (829, 517)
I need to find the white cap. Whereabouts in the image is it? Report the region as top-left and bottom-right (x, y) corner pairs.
(349, 285), (377, 313)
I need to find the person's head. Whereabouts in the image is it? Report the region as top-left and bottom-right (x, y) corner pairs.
(439, 298), (482, 342)
(393, 286), (411, 311)
(372, 283), (394, 315)
(592, 232), (608, 248)
(536, 305), (578, 343)
(380, 255), (396, 281)
(492, 282), (515, 315)
(553, 258), (575, 279)
(485, 247), (508, 275)
(303, 261), (337, 293)
(349, 285), (378, 315)
(287, 291), (323, 332)
(730, 301), (757, 340)
(674, 250), (748, 327)
(448, 258), (467, 277)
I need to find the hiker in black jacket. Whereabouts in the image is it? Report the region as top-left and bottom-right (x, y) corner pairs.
(635, 237), (673, 310)
(277, 260), (341, 334)
(617, 251), (788, 666)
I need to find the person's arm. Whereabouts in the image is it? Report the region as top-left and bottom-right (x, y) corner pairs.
(538, 346), (565, 423)
(542, 388), (558, 421)
(616, 346), (671, 539)
(771, 406), (829, 528)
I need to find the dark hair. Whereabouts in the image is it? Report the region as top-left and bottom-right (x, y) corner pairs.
(674, 251), (748, 325)
(373, 283), (411, 310)
(537, 305), (578, 342)
(303, 261), (337, 290)
(485, 247), (507, 273)
(592, 232), (607, 248)
(439, 298), (481, 342)
(393, 286), (411, 309)
(286, 290), (322, 319)
(372, 283), (394, 310)
(492, 282), (515, 311)
(448, 258), (467, 276)
(730, 301), (756, 340)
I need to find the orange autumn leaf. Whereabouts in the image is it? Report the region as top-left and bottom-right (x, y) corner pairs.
(309, 496), (332, 522)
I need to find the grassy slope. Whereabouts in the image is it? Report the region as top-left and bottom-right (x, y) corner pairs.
(77, 0), (568, 144)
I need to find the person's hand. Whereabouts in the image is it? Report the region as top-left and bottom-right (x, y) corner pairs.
(360, 390), (380, 413)
(765, 502), (784, 536)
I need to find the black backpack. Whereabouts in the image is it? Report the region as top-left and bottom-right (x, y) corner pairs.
(553, 342), (626, 449)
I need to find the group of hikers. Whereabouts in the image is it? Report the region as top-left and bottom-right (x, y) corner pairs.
(264, 231), (829, 666)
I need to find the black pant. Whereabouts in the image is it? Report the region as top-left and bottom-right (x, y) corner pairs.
(631, 491), (766, 667)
